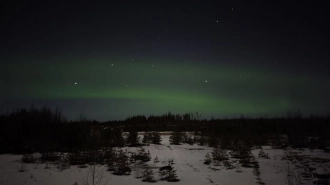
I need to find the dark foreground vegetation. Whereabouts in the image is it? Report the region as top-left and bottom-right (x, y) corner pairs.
(0, 106), (329, 161)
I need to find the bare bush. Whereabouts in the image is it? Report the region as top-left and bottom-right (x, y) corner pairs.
(134, 166), (142, 178)
(17, 161), (26, 172)
(258, 149), (270, 159)
(21, 154), (35, 163)
(81, 164), (109, 185)
(287, 163), (301, 185)
(154, 156), (159, 164)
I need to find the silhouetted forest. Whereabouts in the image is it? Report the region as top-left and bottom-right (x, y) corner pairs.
(0, 106), (329, 156)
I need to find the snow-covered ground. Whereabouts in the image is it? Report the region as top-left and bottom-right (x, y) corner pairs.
(0, 136), (329, 185)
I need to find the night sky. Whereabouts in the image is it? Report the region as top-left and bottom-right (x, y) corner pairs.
(1, 1), (330, 121)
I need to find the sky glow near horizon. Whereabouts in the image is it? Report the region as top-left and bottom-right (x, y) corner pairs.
(1, 57), (329, 120)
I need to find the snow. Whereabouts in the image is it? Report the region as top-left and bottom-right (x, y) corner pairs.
(252, 146), (288, 185)
(0, 136), (329, 185)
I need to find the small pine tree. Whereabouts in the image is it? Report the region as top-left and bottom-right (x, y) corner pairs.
(147, 132), (153, 141)
(208, 134), (218, 147)
(186, 137), (194, 145)
(182, 132), (188, 143)
(158, 170), (167, 179)
(151, 131), (162, 144)
(204, 153), (211, 164)
(142, 167), (155, 182)
(199, 136), (206, 146)
(236, 163), (242, 172)
(167, 168), (179, 182)
(135, 148), (151, 162)
(142, 132), (150, 143)
(211, 146), (228, 161)
(146, 151), (151, 161)
(168, 159), (174, 166)
(154, 156), (159, 164)
(169, 131), (183, 145)
(127, 128), (140, 146)
(113, 127), (125, 147)
(258, 149), (269, 159)
(223, 160), (234, 169)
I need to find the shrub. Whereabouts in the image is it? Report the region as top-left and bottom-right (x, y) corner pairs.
(17, 161), (26, 172)
(258, 149), (270, 159)
(211, 146), (228, 161)
(204, 153), (211, 164)
(151, 131), (162, 144)
(169, 131), (184, 145)
(21, 154), (36, 163)
(142, 167), (155, 182)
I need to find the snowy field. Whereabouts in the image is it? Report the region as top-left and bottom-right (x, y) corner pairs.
(0, 135), (329, 185)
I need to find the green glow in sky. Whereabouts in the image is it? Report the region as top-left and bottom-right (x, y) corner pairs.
(1, 57), (329, 120)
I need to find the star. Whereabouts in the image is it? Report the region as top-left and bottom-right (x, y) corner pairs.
(74, 82), (77, 85)
(205, 80), (208, 83)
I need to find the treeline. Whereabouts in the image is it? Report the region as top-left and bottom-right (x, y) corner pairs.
(0, 108), (330, 155)
(0, 106), (68, 153)
(112, 112), (330, 149)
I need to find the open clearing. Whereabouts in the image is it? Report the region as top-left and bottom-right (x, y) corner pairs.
(0, 135), (329, 185)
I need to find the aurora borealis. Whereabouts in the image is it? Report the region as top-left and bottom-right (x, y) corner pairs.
(1, 1), (330, 121)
